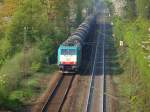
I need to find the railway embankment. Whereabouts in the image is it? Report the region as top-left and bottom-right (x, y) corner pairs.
(32, 72), (62, 112)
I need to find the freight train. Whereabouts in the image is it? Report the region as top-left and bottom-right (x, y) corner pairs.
(57, 16), (96, 73)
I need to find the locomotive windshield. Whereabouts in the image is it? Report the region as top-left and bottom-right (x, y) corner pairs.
(61, 49), (76, 55)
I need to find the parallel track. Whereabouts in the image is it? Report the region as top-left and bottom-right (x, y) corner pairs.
(42, 74), (74, 112)
(84, 10), (106, 112)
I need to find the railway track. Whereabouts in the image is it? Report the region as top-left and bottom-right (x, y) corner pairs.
(41, 74), (74, 112)
(84, 10), (107, 112)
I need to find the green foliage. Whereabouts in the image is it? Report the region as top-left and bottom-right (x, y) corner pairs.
(113, 17), (150, 111)
(7, 0), (49, 53)
(26, 79), (39, 89)
(7, 90), (32, 111)
(0, 47), (43, 109)
(31, 62), (41, 72)
(39, 64), (58, 73)
(49, 64), (58, 73)
(27, 47), (44, 73)
(113, 17), (150, 74)
(0, 47), (43, 76)
(9, 90), (28, 102)
(0, 38), (10, 66)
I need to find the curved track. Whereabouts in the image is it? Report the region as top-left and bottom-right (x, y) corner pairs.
(41, 74), (74, 112)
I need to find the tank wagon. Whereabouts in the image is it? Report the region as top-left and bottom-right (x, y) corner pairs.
(57, 16), (96, 73)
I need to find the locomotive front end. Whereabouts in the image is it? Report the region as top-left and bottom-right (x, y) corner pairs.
(58, 45), (80, 73)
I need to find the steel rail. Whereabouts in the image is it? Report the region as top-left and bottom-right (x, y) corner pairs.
(100, 9), (106, 112)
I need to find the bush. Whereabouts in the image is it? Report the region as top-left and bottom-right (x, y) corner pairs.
(0, 47), (44, 109)
(49, 64), (59, 73)
(40, 64), (58, 73)
(0, 38), (11, 67)
(9, 90), (32, 103)
(22, 78), (39, 90)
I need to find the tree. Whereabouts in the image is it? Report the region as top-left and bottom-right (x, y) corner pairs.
(0, 0), (20, 39)
(7, 0), (49, 54)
